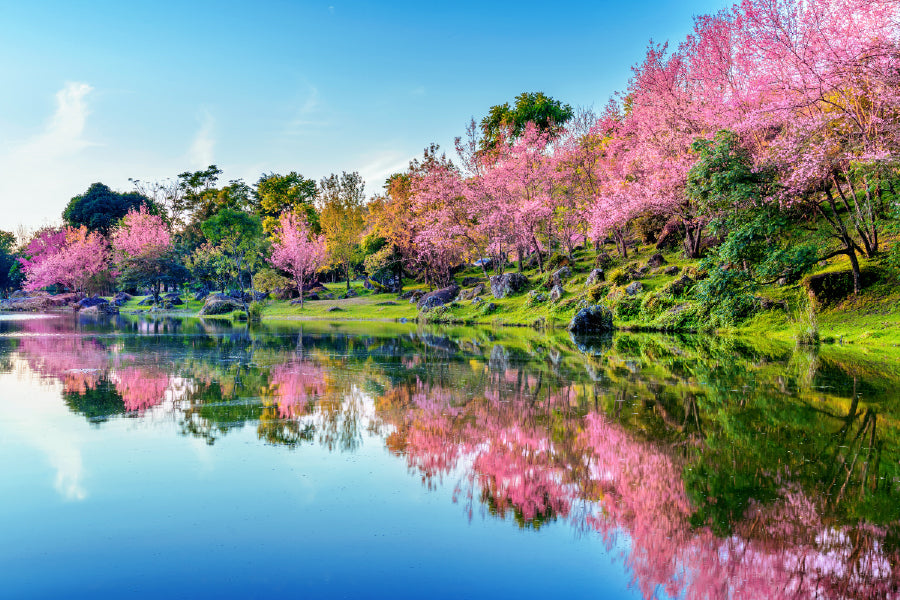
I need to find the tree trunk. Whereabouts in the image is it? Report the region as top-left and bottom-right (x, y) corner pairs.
(848, 249), (861, 294)
(819, 190), (862, 294)
(299, 280), (304, 309)
(531, 236), (544, 273)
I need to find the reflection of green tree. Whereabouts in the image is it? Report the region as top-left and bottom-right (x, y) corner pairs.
(62, 379), (125, 423)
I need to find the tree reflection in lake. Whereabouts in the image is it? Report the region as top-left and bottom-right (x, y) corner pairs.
(4, 314), (899, 598)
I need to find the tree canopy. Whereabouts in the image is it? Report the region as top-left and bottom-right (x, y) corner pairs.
(62, 183), (158, 235)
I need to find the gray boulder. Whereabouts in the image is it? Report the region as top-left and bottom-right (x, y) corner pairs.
(76, 296), (109, 310)
(81, 303), (119, 316)
(489, 272), (528, 299)
(199, 293), (243, 315)
(663, 265), (680, 276)
(549, 285), (564, 302)
(417, 285), (460, 310)
(646, 253), (667, 268)
(551, 266), (572, 287)
(585, 269), (605, 287)
(625, 281), (644, 296)
(567, 305), (614, 333)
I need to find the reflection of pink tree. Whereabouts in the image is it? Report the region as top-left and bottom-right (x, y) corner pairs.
(112, 367), (170, 412)
(383, 372), (899, 598)
(578, 413), (899, 600)
(16, 333), (110, 394)
(268, 360), (327, 418)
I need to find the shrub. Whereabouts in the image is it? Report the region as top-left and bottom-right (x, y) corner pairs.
(631, 210), (669, 244)
(248, 301), (264, 322)
(694, 266), (756, 327)
(608, 268), (631, 286)
(253, 269), (292, 294)
(546, 253), (569, 270)
(587, 283), (610, 303)
(640, 292), (675, 321)
(793, 294), (819, 345)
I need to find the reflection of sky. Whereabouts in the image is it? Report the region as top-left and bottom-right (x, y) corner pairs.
(0, 365), (87, 501)
(0, 355), (641, 599)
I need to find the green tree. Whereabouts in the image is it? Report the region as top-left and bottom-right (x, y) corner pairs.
(480, 92), (574, 152)
(0, 230), (19, 294)
(688, 130), (816, 325)
(200, 209), (265, 302)
(254, 172), (319, 234)
(62, 183), (157, 235)
(318, 172), (366, 290)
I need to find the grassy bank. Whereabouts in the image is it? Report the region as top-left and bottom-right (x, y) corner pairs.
(116, 241), (900, 355)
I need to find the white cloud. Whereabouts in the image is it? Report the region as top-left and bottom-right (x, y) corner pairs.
(357, 151), (413, 195)
(189, 110), (215, 168)
(0, 82), (96, 231)
(18, 82), (94, 158)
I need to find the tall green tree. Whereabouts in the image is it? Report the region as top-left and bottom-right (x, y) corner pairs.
(0, 230), (20, 294)
(318, 172), (366, 290)
(254, 172), (318, 234)
(62, 183), (157, 235)
(479, 92), (574, 152)
(199, 209), (265, 300)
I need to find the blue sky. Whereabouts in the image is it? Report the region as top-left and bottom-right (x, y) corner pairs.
(0, 0), (727, 231)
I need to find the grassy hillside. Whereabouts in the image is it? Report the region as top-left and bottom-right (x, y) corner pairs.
(117, 238), (900, 355)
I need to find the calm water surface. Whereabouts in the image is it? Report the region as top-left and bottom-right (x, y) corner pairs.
(1, 313), (898, 599)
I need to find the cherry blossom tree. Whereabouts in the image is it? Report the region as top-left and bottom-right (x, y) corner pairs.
(269, 210), (328, 308)
(20, 226), (109, 293)
(111, 205), (179, 302)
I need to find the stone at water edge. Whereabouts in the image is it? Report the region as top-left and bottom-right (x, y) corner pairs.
(80, 303), (119, 316)
(199, 294), (243, 316)
(568, 305), (614, 333)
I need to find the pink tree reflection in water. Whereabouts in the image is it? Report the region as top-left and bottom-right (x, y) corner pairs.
(578, 414), (899, 599)
(16, 334), (110, 395)
(268, 360), (327, 418)
(111, 367), (170, 413)
(385, 376), (899, 599)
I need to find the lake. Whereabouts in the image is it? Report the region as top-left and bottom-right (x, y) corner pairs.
(1, 313), (898, 599)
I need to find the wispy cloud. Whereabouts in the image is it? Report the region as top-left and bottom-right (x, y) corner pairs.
(285, 84), (329, 135)
(357, 151), (412, 193)
(189, 109), (215, 167)
(0, 82), (98, 231)
(18, 82), (94, 159)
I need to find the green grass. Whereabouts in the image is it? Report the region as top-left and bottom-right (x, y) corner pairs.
(109, 240), (900, 357)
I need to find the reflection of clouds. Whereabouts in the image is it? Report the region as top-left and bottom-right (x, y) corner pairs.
(3, 360), (88, 501)
(52, 448), (86, 501)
